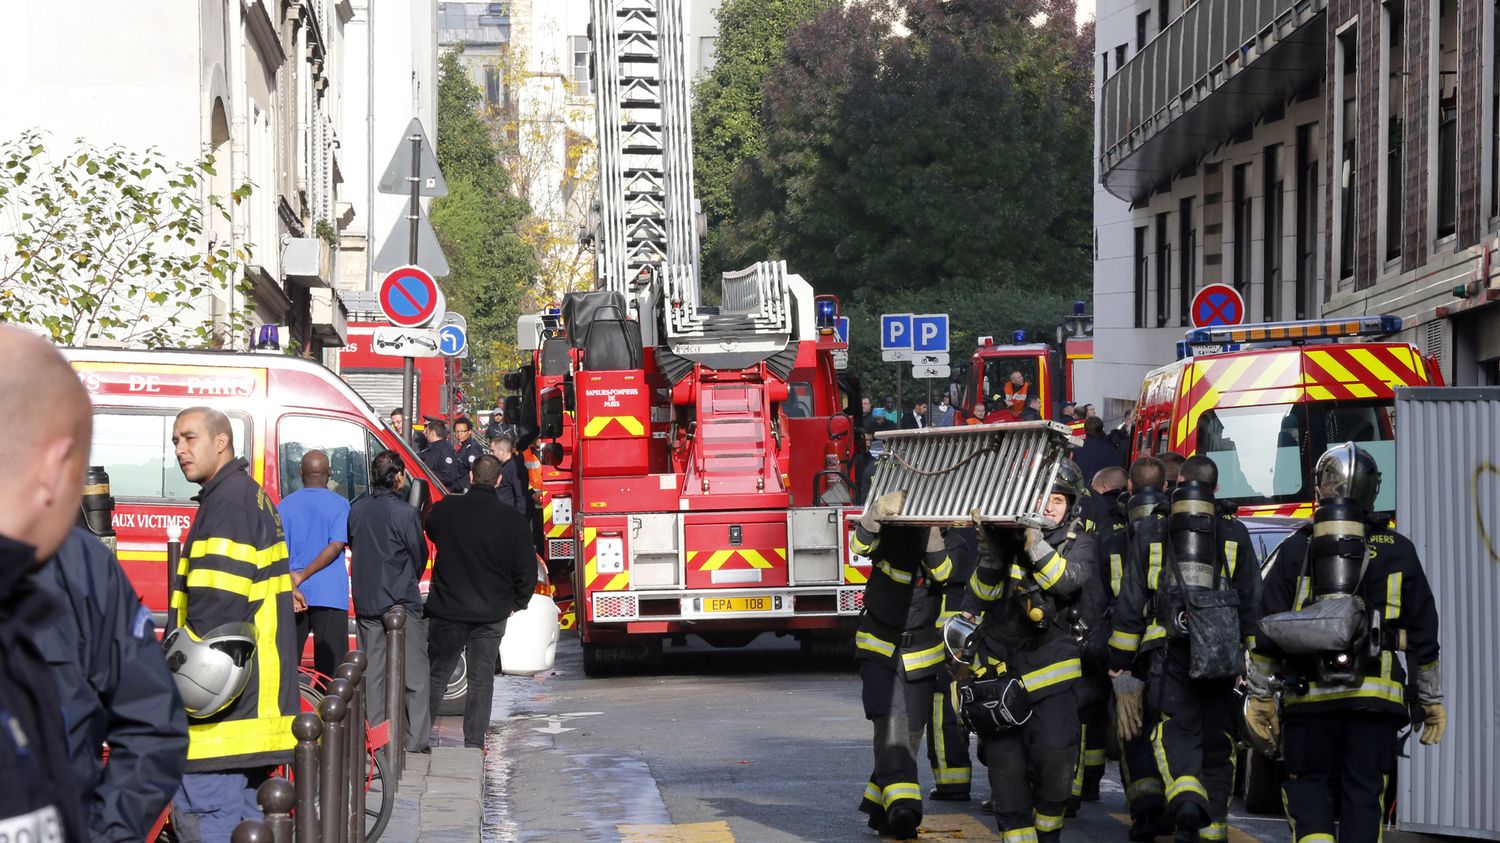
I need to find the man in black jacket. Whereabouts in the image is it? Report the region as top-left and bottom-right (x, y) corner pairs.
(349, 451), (432, 753)
(424, 455), (537, 748)
(488, 434), (529, 514)
(36, 528), (188, 842)
(0, 325), (93, 841)
(419, 419), (466, 491)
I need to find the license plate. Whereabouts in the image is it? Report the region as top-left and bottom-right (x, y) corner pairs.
(702, 595), (773, 613)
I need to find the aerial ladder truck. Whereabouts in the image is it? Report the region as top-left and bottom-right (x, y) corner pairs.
(514, 0), (864, 673)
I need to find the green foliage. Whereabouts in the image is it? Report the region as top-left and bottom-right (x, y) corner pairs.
(0, 131), (254, 347)
(431, 49), (539, 374)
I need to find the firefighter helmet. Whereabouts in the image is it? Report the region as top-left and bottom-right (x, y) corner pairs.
(1050, 458), (1084, 501)
(1314, 442), (1382, 511)
(163, 622), (257, 719)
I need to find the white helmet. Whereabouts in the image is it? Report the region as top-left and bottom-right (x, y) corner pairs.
(163, 622), (257, 719)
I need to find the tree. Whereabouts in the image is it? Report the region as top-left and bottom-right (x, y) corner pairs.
(431, 49), (539, 377)
(0, 132), (254, 347)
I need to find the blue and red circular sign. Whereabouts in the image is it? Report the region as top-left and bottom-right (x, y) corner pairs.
(379, 265), (442, 327)
(1190, 283), (1245, 328)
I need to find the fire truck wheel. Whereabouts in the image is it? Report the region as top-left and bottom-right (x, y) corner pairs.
(437, 651), (468, 716)
(581, 642), (613, 678)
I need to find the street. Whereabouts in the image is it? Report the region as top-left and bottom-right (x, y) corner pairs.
(472, 636), (1293, 843)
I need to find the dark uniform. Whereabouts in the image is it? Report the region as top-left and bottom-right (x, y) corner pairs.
(927, 527), (979, 799)
(963, 518), (1095, 842)
(1108, 496), (1259, 842)
(36, 529), (188, 842)
(421, 435), (467, 491)
(452, 436), (486, 492)
(1073, 488), (1128, 808)
(1254, 522), (1440, 843)
(853, 524), (954, 837)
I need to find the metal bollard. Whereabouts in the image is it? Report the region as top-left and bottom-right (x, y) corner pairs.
(256, 777), (295, 843)
(292, 712), (323, 843)
(318, 689), (348, 843)
(383, 607), (407, 787)
(346, 650), (370, 838)
(336, 656), (366, 843)
(230, 819), (275, 843)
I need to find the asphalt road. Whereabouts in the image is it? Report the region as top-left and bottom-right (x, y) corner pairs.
(477, 635), (1293, 843)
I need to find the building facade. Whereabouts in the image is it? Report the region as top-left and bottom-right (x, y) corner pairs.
(1093, 0), (1500, 418)
(0, 0), (352, 354)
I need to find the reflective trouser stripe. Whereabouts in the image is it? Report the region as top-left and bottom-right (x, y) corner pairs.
(1002, 828), (1040, 843)
(1151, 717), (1208, 803)
(877, 560), (913, 585)
(1035, 811), (1064, 833)
(884, 782), (921, 809)
(1021, 658), (1082, 692)
(1110, 629), (1141, 653)
(863, 780), (881, 805)
(1296, 836), (1336, 843)
(930, 693), (971, 786)
(902, 643), (945, 674)
(1126, 777), (1164, 801)
(1083, 749), (1106, 766)
(1202, 821), (1229, 841)
(856, 631), (895, 657)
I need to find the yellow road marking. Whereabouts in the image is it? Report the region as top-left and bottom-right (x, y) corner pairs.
(618, 820), (735, 842)
(1107, 812), (1262, 843)
(913, 813), (1001, 840)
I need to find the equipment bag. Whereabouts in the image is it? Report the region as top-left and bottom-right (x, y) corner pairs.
(1258, 595), (1368, 655)
(956, 668), (1034, 736)
(1166, 520), (1244, 680)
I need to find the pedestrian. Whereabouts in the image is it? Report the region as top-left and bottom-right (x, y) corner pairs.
(900, 401), (928, 430)
(168, 406), (299, 842)
(1072, 417), (1120, 485)
(423, 455), (537, 748)
(280, 450), (351, 679)
(1108, 455), (1260, 842)
(389, 407), (423, 452)
(934, 396), (956, 427)
(348, 450), (432, 753)
(851, 429), (877, 506)
(851, 492), (954, 839)
(420, 419), (466, 491)
(489, 434), (529, 514)
(1002, 371), (1029, 418)
(451, 416), (486, 492)
(483, 411), (503, 442)
(1245, 443), (1444, 843)
(1070, 465), (1129, 815)
(1061, 403), (1078, 421)
(860, 396), (878, 433)
(960, 459), (1095, 841)
(926, 527), (979, 803)
(1019, 397), (1043, 422)
(36, 527), (189, 842)
(1158, 452), (1186, 492)
(0, 326), (97, 840)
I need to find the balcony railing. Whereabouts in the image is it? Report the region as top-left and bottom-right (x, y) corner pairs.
(1099, 0), (1326, 203)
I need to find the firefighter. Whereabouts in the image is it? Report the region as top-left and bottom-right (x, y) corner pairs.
(960, 460), (1095, 842)
(1072, 465), (1129, 814)
(1245, 443), (1445, 843)
(1108, 455), (1259, 843)
(852, 491), (954, 839)
(927, 526), (980, 802)
(1109, 456), (1172, 839)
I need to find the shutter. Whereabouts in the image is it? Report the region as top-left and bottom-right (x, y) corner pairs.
(342, 371), (421, 419)
(1423, 320), (1446, 375)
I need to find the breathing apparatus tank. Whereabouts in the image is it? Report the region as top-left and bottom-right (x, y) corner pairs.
(1157, 481), (1218, 635)
(78, 465), (117, 554)
(1306, 442), (1384, 685)
(1126, 486), (1166, 534)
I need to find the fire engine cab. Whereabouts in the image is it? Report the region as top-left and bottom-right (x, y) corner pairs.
(1130, 316), (1442, 522)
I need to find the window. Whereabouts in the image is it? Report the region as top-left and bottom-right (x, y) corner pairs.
(784, 382), (815, 418)
(1101, 50), (1110, 79)
(278, 416), (378, 502)
(1337, 25), (1357, 280)
(979, 356), (1043, 409)
(1263, 144), (1285, 320)
(90, 411), (249, 500)
(1295, 123), (1320, 318)
(1155, 212), (1170, 327)
(571, 35), (591, 98)
(1178, 198), (1196, 326)
(1436, 0), (1458, 240)
(1232, 163), (1253, 295)
(1134, 226), (1149, 328)
(699, 37), (718, 73)
(1386, 3), (1405, 260)
(1116, 44), (1127, 70)
(1136, 11), (1151, 49)
(484, 66), (502, 109)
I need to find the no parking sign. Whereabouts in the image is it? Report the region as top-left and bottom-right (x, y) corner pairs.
(379, 265), (444, 328)
(1190, 284), (1245, 328)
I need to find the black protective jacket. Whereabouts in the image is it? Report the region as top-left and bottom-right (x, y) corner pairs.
(348, 486), (426, 617)
(423, 485), (537, 623)
(420, 437), (467, 491)
(1079, 491), (1129, 669)
(0, 534), (89, 841)
(451, 438), (487, 492)
(35, 529), (187, 842)
(851, 525), (953, 680)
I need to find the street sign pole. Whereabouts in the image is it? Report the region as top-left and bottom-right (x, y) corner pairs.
(402, 131), (422, 430)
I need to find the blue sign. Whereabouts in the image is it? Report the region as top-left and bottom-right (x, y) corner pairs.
(1190, 283), (1245, 328)
(835, 316), (850, 344)
(881, 314), (913, 349)
(439, 324), (467, 356)
(378, 265), (441, 327)
(912, 314), (949, 353)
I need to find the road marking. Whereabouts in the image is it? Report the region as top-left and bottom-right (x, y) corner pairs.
(914, 813), (999, 840)
(618, 820), (735, 842)
(1109, 812), (1264, 843)
(532, 717), (573, 734)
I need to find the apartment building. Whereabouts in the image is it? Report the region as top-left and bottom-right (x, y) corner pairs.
(1093, 0), (1500, 417)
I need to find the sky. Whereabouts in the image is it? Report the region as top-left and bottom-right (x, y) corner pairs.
(1077, 0), (1096, 25)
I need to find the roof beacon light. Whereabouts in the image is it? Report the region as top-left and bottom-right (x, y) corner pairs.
(1177, 315), (1404, 358)
(1012, 330), (1027, 344)
(979, 335), (995, 347)
(815, 298), (837, 333)
(253, 324), (281, 352)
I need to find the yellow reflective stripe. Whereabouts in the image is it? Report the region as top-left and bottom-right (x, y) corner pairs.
(1166, 774), (1207, 801)
(1144, 623), (1168, 643)
(1296, 836), (1336, 843)
(188, 537), (288, 569)
(1385, 572), (1403, 620)
(855, 631), (895, 657)
(934, 768), (971, 784)
(1251, 651), (1280, 672)
(1224, 540), (1239, 576)
(883, 782), (922, 807)
(926, 555), (954, 583)
(581, 415), (645, 436)
(1034, 552), (1066, 589)
(863, 781), (881, 803)
(1126, 777), (1164, 800)
(1009, 563), (1026, 581)
(1021, 658), (1082, 692)
(1109, 629), (1142, 653)
(1035, 811), (1064, 833)
(1003, 828), (1040, 843)
(877, 561), (913, 585)
(183, 568), (293, 602)
(1294, 576), (1311, 610)
(1203, 822), (1229, 841)
(1147, 544), (1162, 589)
(1109, 553), (1123, 597)
(969, 570), (1005, 601)
(186, 714), (296, 761)
(850, 534), (878, 557)
(903, 643), (946, 673)
(1285, 676), (1406, 706)
(1083, 749), (1106, 765)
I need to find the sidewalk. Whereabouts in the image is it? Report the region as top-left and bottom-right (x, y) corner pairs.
(381, 718), (486, 842)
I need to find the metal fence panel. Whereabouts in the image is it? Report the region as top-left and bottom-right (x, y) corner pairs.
(1394, 387), (1500, 840)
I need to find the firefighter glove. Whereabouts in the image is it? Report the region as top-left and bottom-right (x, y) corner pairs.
(1419, 702), (1447, 746)
(860, 490), (907, 533)
(1244, 695), (1280, 749)
(925, 527), (945, 554)
(1112, 673), (1145, 741)
(1023, 527), (1054, 565)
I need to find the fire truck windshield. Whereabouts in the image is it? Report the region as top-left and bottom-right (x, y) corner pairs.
(1194, 400), (1396, 511)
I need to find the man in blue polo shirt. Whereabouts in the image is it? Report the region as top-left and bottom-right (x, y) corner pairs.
(282, 450), (351, 679)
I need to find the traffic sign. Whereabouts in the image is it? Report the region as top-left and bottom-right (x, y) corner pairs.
(831, 349), (849, 370)
(881, 314), (913, 350)
(914, 352), (949, 366)
(440, 312), (469, 359)
(1190, 284), (1245, 328)
(373, 212), (451, 277)
(378, 118), (448, 197)
(835, 316), (850, 344)
(912, 365), (951, 379)
(371, 327), (443, 358)
(379, 266), (443, 327)
(912, 314), (949, 352)
(439, 324), (467, 357)
(882, 349), (913, 362)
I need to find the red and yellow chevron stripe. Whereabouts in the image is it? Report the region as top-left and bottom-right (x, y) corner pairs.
(1238, 502), (1316, 520)
(843, 563), (869, 585)
(687, 547), (786, 571)
(581, 415), (645, 437)
(581, 527), (630, 592)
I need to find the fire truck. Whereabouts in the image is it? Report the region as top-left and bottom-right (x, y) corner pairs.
(952, 331), (1093, 429)
(1129, 315), (1442, 527)
(514, 0), (864, 673)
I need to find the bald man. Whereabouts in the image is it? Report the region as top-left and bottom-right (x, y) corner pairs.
(279, 449), (351, 679)
(0, 325), (92, 840)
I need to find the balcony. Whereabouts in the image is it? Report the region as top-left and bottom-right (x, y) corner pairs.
(1099, 0), (1327, 203)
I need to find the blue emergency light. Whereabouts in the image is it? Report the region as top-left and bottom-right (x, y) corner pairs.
(254, 324), (281, 351)
(816, 299), (836, 327)
(1012, 330), (1027, 344)
(1073, 300), (1087, 316)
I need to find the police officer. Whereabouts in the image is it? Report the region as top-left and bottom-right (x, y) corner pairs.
(1108, 455), (1259, 843)
(961, 460), (1095, 842)
(1108, 456), (1172, 839)
(450, 416), (487, 492)
(852, 491), (954, 839)
(927, 526), (979, 802)
(420, 419), (467, 491)
(1072, 465), (1129, 814)
(1245, 443), (1444, 843)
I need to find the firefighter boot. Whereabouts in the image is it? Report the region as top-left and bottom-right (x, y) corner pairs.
(1173, 803), (1207, 843)
(888, 805), (920, 839)
(1081, 763), (1104, 801)
(1129, 809), (1163, 842)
